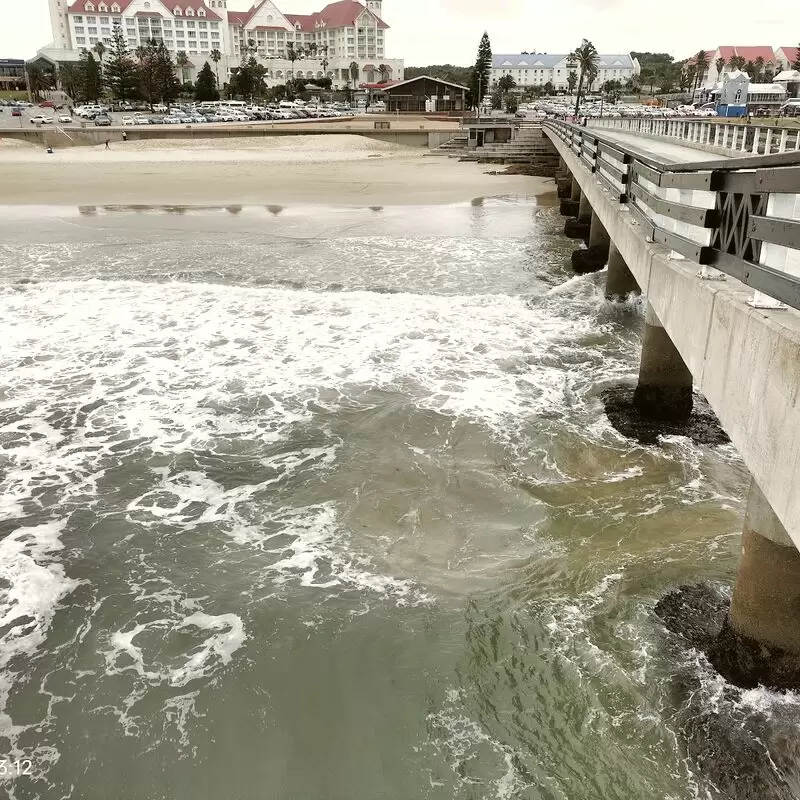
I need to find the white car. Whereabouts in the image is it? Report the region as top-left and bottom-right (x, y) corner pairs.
(58, 115), (73, 123)
(121, 115), (136, 126)
(29, 115), (54, 125)
(134, 115), (151, 125)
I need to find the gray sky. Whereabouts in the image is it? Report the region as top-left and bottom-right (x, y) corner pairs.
(0, 0), (791, 64)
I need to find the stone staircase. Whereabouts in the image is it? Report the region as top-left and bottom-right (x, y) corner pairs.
(429, 125), (560, 176)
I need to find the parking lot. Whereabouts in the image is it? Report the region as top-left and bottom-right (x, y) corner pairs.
(0, 101), (362, 131)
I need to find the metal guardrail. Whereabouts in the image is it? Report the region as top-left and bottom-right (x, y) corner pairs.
(590, 115), (800, 157)
(544, 119), (800, 310)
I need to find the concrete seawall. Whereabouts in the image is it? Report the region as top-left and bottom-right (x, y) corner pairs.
(1, 126), (457, 150)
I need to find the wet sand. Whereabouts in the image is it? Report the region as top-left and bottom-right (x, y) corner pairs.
(0, 134), (552, 206)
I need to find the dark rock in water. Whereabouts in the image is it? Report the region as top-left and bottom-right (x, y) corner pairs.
(708, 619), (800, 693)
(601, 385), (730, 446)
(571, 245), (607, 274)
(656, 583), (800, 798)
(655, 582), (729, 651)
(564, 219), (590, 241)
(632, 383), (693, 424)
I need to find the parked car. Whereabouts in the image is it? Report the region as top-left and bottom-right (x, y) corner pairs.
(121, 115), (136, 125)
(11, 108), (22, 117)
(30, 115), (54, 124)
(133, 114), (151, 125)
(39, 100), (55, 109)
(58, 115), (73, 123)
(94, 114), (112, 126)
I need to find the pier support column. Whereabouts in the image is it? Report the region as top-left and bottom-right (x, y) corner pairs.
(605, 243), (641, 300)
(632, 303), (693, 422)
(709, 481), (800, 690)
(572, 211), (611, 274)
(570, 177), (581, 202)
(557, 175), (573, 198)
(578, 193), (591, 222)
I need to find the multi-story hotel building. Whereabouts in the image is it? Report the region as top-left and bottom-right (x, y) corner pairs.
(491, 53), (640, 92)
(37, 0), (403, 88)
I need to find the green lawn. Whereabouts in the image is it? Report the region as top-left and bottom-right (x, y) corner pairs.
(0, 90), (29, 101)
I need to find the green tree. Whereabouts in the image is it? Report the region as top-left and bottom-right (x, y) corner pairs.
(377, 63), (390, 83)
(469, 31), (492, 108)
(209, 47), (222, 87)
(543, 80), (554, 96)
(154, 42), (180, 106)
(94, 41), (106, 65)
(194, 62), (219, 101)
(404, 64), (472, 85)
(754, 55), (765, 81)
(25, 64), (55, 101)
(104, 24), (139, 101)
(570, 38), (599, 114)
(79, 49), (102, 101)
(176, 50), (191, 83)
(601, 78), (622, 102)
(744, 59), (756, 80)
(349, 60), (360, 87)
(715, 56), (726, 80)
(729, 55), (746, 71)
(58, 62), (84, 103)
(229, 56), (267, 99)
(793, 45), (800, 70)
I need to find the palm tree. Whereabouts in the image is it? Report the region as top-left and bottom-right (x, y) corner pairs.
(566, 70), (578, 96)
(715, 56), (726, 81)
(693, 50), (709, 98)
(569, 39), (599, 115)
(497, 74), (516, 109)
(176, 50), (190, 84)
(286, 42), (303, 80)
(210, 48), (222, 86)
(349, 60), (359, 87)
(754, 56), (765, 81)
(377, 63), (390, 83)
(729, 55), (746, 71)
(744, 59), (756, 80)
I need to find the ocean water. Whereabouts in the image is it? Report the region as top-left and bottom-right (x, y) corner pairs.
(0, 199), (797, 800)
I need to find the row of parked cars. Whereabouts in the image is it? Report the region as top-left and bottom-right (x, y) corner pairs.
(114, 104), (350, 125)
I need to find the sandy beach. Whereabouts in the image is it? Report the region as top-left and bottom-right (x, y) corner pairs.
(0, 134), (553, 206)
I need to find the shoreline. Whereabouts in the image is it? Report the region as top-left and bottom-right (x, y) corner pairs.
(0, 135), (553, 206)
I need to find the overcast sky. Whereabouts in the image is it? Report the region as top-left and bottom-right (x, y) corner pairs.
(0, 0), (791, 64)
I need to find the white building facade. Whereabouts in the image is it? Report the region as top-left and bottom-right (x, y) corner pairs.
(491, 53), (640, 92)
(39, 0), (403, 88)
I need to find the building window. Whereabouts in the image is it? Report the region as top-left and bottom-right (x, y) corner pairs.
(175, 19), (183, 26)
(100, 15), (108, 23)
(76, 36), (87, 44)
(211, 21), (218, 29)
(86, 15), (96, 22)
(85, 2), (94, 9)
(88, 26), (98, 33)
(75, 25), (85, 32)
(186, 20), (195, 27)
(74, 15), (83, 22)
(162, 19), (171, 26)
(89, 36), (98, 43)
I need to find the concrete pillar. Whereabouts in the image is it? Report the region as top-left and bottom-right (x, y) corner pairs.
(730, 481), (800, 652)
(605, 243), (640, 300)
(578, 192), (591, 222)
(632, 303), (693, 422)
(557, 176), (573, 198)
(588, 210), (610, 254)
(572, 210), (611, 273)
(708, 481), (800, 690)
(570, 177), (581, 202)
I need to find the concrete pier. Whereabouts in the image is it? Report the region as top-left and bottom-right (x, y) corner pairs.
(632, 303), (693, 422)
(557, 177), (573, 198)
(709, 481), (800, 690)
(571, 177), (581, 202)
(572, 211), (611, 274)
(605, 243), (641, 300)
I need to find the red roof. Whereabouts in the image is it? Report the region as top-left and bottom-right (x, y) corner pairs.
(67, 0), (135, 11)
(688, 46), (780, 65)
(779, 47), (799, 62)
(229, 0), (386, 31)
(159, 0), (221, 21)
